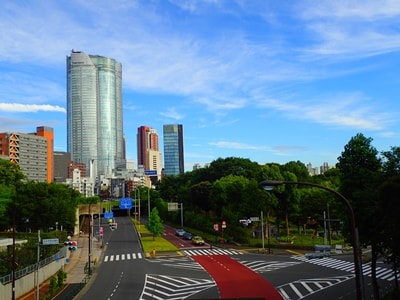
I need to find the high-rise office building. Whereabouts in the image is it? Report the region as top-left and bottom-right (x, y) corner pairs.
(163, 124), (184, 176)
(0, 126), (54, 182)
(137, 126), (162, 172)
(67, 50), (124, 178)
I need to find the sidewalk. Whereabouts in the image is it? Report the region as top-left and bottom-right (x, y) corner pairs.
(17, 234), (103, 300)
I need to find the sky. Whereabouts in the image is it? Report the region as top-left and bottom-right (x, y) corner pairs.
(0, 0), (399, 172)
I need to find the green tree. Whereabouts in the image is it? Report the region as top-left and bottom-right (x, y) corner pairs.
(147, 207), (163, 240)
(380, 146), (400, 288)
(337, 133), (382, 299)
(379, 176), (400, 289)
(0, 160), (25, 229)
(0, 159), (25, 185)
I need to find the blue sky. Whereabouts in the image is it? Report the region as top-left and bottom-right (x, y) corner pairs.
(0, 0), (399, 171)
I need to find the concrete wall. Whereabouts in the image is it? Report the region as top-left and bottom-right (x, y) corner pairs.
(0, 254), (69, 300)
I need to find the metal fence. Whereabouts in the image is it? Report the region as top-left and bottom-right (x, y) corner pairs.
(0, 247), (67, 284)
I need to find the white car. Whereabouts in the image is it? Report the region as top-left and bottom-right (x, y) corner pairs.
(175, 229), (185, 237)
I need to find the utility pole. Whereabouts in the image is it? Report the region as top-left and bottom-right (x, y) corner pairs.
(36, 230), (41, 300)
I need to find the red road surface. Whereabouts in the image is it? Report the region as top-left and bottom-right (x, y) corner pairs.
(193, 255), (283, 300)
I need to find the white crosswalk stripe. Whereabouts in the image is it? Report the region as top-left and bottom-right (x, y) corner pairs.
(292, 256), (396, 281)
(241, 260), (302, 273)
(104, 252), (144, 262)
(182, 248), (243, 256)
(141, 274), (215, 300)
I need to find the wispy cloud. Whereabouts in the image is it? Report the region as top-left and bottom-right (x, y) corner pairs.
(0, 103), (66, 113)
(256, 92), (394, 131)
(160, 107), (185, 120)
(209, 141), (308, 157)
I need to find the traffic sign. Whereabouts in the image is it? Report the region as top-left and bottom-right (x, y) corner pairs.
(167, 202), (179, 211)
(144, 170), (157, 176)
(104, 211), (114, 220)
(42, 238), (59, 245)
(119, 197), (133, 209)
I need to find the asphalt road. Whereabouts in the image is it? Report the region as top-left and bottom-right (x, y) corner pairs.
(76, 216), (397, 300)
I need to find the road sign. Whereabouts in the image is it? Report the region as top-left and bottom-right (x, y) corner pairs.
(214, 223), (219, 231)
(104, 211), (114, 220)
(119, 197), (133, 209)
(167, 202), (179, 211)
(144, 170), (157, 176)
(42, 238), (59, 245)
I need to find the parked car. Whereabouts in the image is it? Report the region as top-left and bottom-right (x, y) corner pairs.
(183, 232), (193, 240)
(192, 236), (205, 245)
(176, 229), (185, 237)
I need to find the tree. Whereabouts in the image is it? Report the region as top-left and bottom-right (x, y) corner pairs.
(0, 159), (25, 186)
(0, 160), (25, 229)
(379, 176), (400, 289)
(380, 146), (400, 288)
(337, 133), (382, 299)
(147, 208), (163, 240)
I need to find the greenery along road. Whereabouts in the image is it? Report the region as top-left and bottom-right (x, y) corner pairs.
(0, 133), (399, 298)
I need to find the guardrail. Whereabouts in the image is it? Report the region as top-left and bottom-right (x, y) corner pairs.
(0, 247), (67, 285)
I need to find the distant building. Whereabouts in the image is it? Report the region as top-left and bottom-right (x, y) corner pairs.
(192, 163), (201, 170)
(68, 161), (87, 178)
(0, 126), (54, 182)
(137, 126), (162, 174)
(67, 50), (124, 179)
(163, 124), (184, 176)
(307, 162), (332, 176)
(54, 151), (71, 182)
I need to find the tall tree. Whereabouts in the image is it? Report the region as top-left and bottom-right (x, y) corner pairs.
(147, 207), (163, 240)
(337, 133), (382, 299)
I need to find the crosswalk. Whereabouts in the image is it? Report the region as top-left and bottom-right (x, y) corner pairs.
(241, 260), (302, 273)
(293, 256), (397, 281)
(277, 275), (354, 299)
(182, 248), (243, 256)
(141, 274), (215, 299)
(104, 252), (143, 262)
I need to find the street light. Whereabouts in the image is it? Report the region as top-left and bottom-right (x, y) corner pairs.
(259, 180), (363, 300)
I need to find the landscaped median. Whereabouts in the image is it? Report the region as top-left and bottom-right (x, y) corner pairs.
(132, 218), (180, 258)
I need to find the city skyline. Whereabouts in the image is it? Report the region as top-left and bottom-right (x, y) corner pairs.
(0, 1), (399, 171)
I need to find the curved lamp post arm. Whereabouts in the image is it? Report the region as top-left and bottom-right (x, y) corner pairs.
(259, 180), (363, 300)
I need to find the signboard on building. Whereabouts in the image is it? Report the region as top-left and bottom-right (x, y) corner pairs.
(144, 170), (157, 176)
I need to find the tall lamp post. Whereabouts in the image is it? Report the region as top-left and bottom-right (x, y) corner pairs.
(259, 180), (363, 300)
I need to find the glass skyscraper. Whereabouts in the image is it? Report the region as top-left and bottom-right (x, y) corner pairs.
(67, 50), (124, 178)
(163, 124), (184, 175)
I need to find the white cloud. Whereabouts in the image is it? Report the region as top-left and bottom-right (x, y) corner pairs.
(0, 103), (66, 113)
(160, 107), (185, 120)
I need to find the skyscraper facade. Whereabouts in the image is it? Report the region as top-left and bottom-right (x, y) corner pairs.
(137, 126), (162, 172)
(67, 50), (124, 178)
(0, 126), (54, 182)
(163, 124), (184, 176)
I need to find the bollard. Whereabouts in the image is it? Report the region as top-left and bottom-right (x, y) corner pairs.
(152, 248), (156, 258)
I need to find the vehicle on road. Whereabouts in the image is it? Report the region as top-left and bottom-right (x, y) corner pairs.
(176, 228), (185, 237)
(183, 232), (193, 240)
(305, 244), (331, 259)
(192, 236), (205, 245)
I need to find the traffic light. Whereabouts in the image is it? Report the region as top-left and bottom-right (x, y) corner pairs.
(64, 241), (78, 251)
